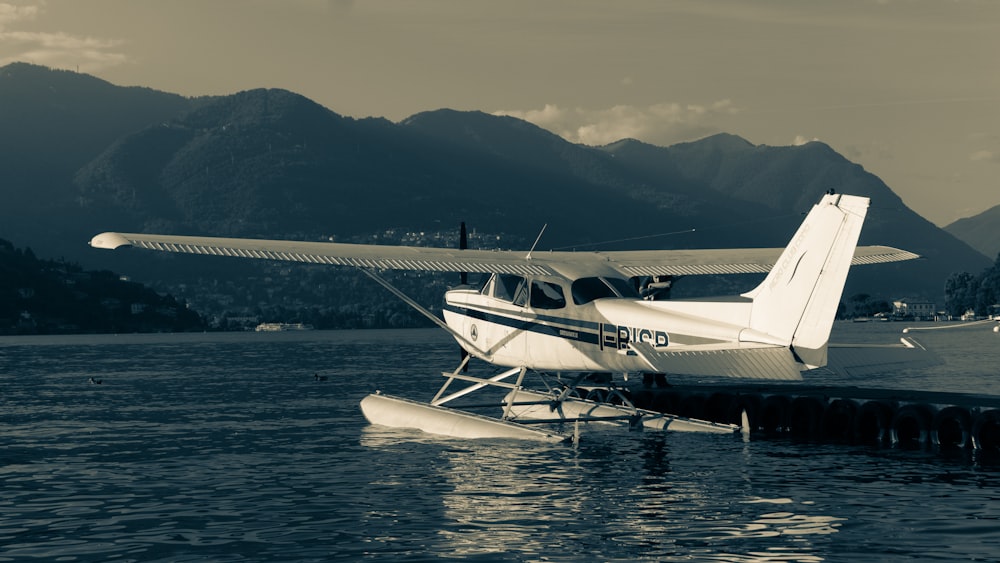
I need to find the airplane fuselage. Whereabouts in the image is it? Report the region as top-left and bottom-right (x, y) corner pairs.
(442, 273), (758, 374)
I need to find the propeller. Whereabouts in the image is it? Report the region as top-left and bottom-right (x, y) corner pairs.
(459, 221), (470, 371)
(459, 221), (468, 285)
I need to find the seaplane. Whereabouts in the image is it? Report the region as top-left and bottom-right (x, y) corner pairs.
(90, 192), (921, 442)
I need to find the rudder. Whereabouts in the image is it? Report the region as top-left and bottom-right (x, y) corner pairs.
(742, 193), (870, 369)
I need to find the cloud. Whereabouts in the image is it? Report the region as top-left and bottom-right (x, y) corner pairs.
(970, 150), (1000, 163)
(0, 3), (39, 28)
(494, 100), (738, 146)
(793, 135), (820, 146)
(843, 141), (894, 163)
(248, 0), (354, 15)
(968, 134), (1000, 164)
(0, 3), (127, 72)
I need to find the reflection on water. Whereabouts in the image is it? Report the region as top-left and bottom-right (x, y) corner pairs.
(361, 425), (853, 562)
(2, 327), (1000, 561)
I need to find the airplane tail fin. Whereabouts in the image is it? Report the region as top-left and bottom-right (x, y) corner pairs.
(742, 193), (870, 369)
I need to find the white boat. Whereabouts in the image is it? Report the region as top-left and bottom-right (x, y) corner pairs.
(254, 322), (314, 332)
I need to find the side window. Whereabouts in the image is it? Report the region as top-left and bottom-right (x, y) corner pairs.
(604, 277), (640, 299)
(571, 277), (638, 305)
(571, 277), (616, 305)
(530, 280), (566, 310)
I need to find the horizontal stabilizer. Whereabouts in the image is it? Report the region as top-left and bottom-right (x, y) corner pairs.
(813, 337), (941, 377)
(629, 342), (804, 381)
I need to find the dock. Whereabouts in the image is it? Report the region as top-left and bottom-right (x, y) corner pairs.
(627, 383), (1000, 450)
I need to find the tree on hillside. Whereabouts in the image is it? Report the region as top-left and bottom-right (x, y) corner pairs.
(976, 254), (1000, 316)
(944, 271), (978, 316)
(845, 293), (890, 318)
(944, 253), (1000, 317)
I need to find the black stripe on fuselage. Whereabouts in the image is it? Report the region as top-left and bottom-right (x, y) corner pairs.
(443, 303), (602, 347)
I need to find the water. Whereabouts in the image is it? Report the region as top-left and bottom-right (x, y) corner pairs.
(2, 324), (999, 562)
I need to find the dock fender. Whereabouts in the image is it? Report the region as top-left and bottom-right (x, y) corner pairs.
(821, 398), (859, 442)
(705, 392), (737, 424)
(678, 393), (708, 419)
(651, 390), (681, 415)
(972, 409), (1000, 451)
(855, 400), (895, 444)
(760, 394), (792, 434)
(790, 396), (827, 440)
(932, 406), (973, 449)
(730, 393), (764, 433)
(630, 388), (656, 410)
(891, 403), (936, 447)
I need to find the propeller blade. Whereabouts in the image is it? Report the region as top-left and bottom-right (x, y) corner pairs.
(460, 221), (469, 371)
(459, 221), (468, 285)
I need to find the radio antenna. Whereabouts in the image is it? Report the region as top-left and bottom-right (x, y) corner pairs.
(526, 224), (548, 260)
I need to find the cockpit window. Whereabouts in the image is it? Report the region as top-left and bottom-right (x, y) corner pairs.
(571, 276), (638, 305)
(530, 280), (566, 310)
(492, 273), (527, 306)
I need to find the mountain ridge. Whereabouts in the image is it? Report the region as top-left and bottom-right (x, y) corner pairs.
(945, 204), (1000, 261)
(0, 63), (990, 313)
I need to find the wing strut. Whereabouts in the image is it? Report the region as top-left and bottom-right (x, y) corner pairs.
(357, 267), (488, 361)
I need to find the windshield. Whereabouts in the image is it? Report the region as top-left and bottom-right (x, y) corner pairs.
(490, 273), (528, 306)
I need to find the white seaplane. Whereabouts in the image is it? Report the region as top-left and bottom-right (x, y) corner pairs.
(90, 193), (921, 442)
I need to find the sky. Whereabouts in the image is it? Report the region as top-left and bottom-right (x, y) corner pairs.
(2, 0), (999, 226)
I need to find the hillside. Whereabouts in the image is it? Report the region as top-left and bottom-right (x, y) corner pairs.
(0, 62), (193, 257)
(0, 62), (992, 326)
(0, 238), (203, 334)
(945, 204), (1000, 262)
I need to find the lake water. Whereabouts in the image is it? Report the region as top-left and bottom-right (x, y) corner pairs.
(2, 323), (999, 562)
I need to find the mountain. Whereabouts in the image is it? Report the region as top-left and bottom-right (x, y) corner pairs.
(0, 63), (991, 322)
(944, 204), (1000, 262)
(74, 98), (786, 252)
(600, 136), (991, 297)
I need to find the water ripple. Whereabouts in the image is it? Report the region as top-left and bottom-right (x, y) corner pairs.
(3, 329), (1000, 561)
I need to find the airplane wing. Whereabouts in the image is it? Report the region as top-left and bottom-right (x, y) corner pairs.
(89, 232), (919, 278)
(89, 232), (560, 276)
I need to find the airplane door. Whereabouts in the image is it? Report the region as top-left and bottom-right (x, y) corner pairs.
(478, 274), (527, 365)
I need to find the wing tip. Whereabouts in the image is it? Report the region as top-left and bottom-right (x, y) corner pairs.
(89, 232), (133, 250)
(852, 245), (922, 265)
